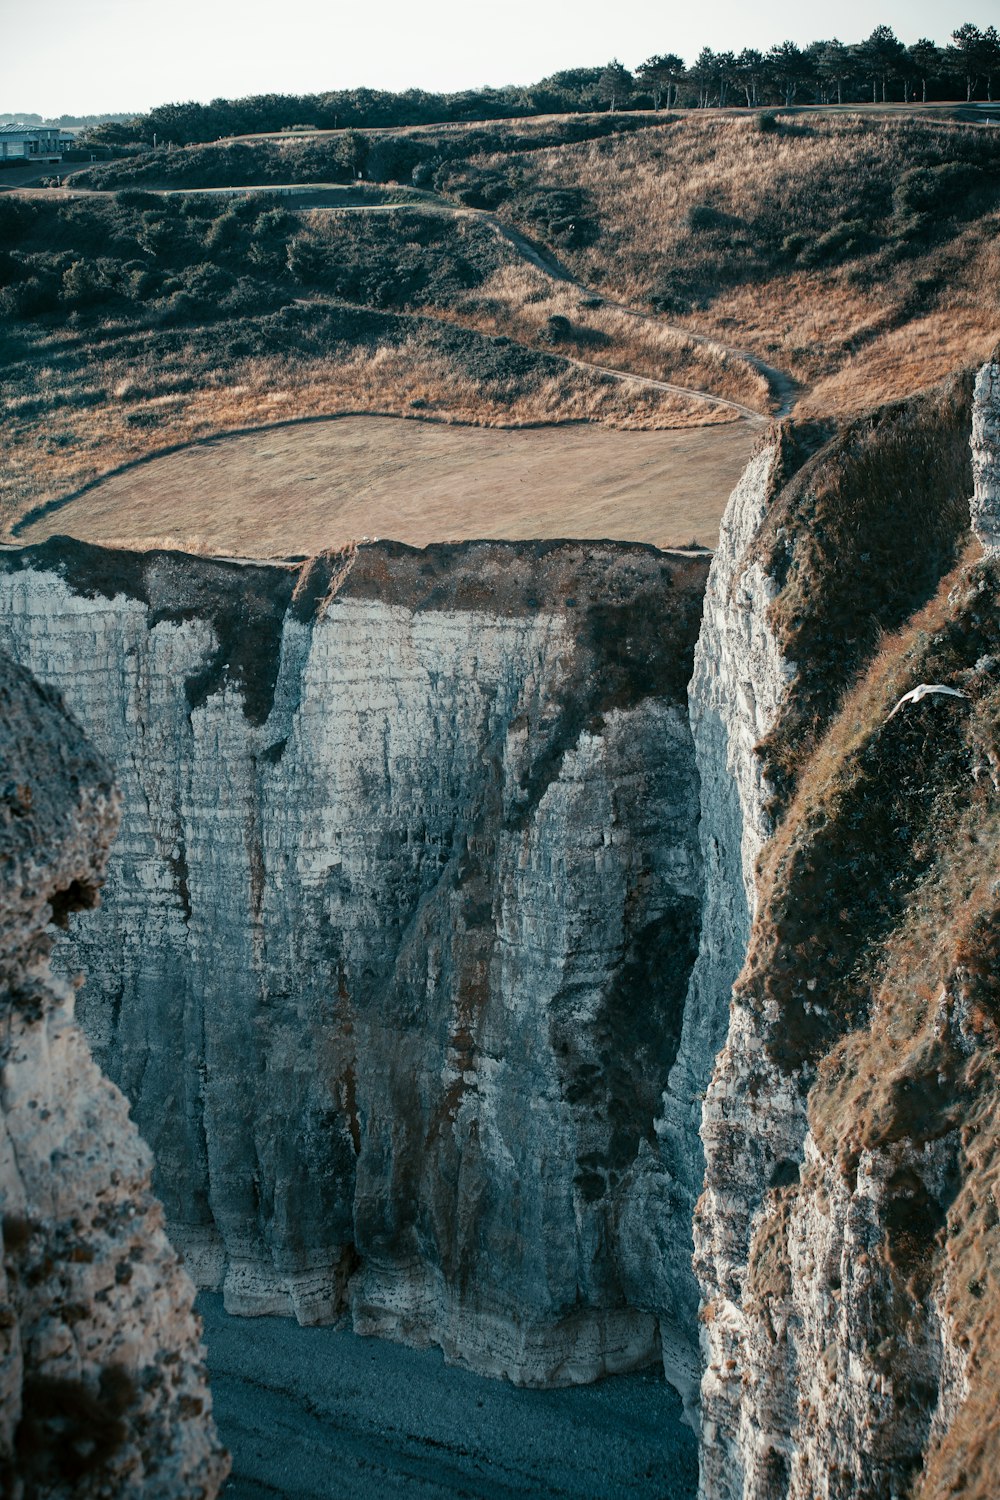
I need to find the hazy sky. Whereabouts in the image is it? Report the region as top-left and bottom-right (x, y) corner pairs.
(2, 0), (994, 117)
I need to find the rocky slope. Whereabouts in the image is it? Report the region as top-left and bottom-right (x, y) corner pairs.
(0, 536), (709, 1388)
(0, 651), (227, 1497)
(694, 355), (1000, 1500)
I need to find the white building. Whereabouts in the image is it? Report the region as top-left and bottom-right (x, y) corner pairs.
(0, 125), (75, 163)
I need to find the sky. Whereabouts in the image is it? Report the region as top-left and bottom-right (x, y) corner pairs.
(1, 0), (996, 118)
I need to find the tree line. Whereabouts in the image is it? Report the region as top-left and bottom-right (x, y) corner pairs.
(83, 23), (1000, 150)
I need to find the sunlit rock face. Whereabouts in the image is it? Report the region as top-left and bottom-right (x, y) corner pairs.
(971, 352), (1000, 554)
(0, 650), (227, 1499)
(0, 537), (708, 1388)
(617, 436), (787, 1413)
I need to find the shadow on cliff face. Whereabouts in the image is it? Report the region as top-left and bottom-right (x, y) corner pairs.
(0, 535), (711, 1397)
(698, 359), (1000, 1500)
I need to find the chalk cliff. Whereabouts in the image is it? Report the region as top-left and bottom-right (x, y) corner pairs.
(0, 537), (708, 1388)
(691, 363), (1000, 1500)
(4, 350), (999, 1495)
(0, 651), (227, 1497)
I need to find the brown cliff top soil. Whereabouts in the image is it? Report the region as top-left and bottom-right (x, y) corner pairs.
(0, 535), (709, 728)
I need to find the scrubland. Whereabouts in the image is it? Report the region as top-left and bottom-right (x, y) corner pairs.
(2, 110), (998, 539)
(447, 113), (1000, 414)
(0, 191), (728, 535)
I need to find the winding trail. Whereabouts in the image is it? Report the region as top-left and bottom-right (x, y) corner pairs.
(291, 195), (795, 420)
(21, 180), (798, 422)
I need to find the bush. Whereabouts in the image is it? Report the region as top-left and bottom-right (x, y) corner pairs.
(685, 202), (723, 232)
(801, 219), (880, 266)
(892, 163), (984, 223)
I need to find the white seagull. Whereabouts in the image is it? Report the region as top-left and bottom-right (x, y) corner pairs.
(884, 683), (970, 722)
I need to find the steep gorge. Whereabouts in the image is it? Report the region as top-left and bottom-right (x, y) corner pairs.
(1, 350), (998, 1497)
(0, 537), (709, 1390)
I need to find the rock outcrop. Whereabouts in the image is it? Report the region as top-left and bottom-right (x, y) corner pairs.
(971, 352), (1000, 553)
(616, 433), (788, 1410)
(0, 651), (228, 1497)
(0, 537), (708, 1388)
(692, 365), (1000, 1500)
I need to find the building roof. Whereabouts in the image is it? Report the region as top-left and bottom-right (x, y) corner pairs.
(0, 124), (73, 136)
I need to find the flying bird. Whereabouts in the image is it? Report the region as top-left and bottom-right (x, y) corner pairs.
(884, 683), (970, 722)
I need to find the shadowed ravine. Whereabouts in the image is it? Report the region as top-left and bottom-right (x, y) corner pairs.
(200, 1295), (697, 1499)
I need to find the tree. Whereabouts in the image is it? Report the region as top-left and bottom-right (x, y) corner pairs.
(816, 39), (853, 105)
(715, 52), (738, 107)
(767, 41), (808, 107)
(689, 48), (719, 108)
(908, 38), (943, 103)
(981, 26), (1000, 102)
(857, 25), (905, 103)
(734, 49), (765, 107)
(637, 53), (684, 110)
(949, 23), (984, 101)
(597, 60), (633, 112)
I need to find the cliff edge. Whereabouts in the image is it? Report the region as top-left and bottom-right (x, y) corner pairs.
(0, 652), (228, 1497)
(695, 356), (1000, 1500)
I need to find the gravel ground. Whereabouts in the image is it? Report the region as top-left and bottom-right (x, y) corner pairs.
(198, 1294), (698, 1500)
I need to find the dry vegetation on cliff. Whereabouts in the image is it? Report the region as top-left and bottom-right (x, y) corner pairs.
(448, 113), (1000, 415)
(5, 111), (996, 539)
(0, 189), (739, 537)
(718, 361), (1000, 1496)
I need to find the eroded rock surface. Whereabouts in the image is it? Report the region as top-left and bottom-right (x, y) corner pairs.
(971, 352), (1000, 553)
(0, 537), (708, 1388)
(617, 435), (788, 1410)
(0, 651), (227, 1498)
(692, 368), (999, 1500)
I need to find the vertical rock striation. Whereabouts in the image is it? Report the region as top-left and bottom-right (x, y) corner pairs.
(617, 434), (789, 1409)
(971, 351), (1000, 554)
(0, 651), (227, 1498)
(0, 537), (708, 1388)
(692, 367), (993, 1500)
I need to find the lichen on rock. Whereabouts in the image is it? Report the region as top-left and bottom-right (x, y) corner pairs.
(0, 651), (228, 1498)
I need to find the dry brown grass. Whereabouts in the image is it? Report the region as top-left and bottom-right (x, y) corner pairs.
(17, 414), (754, 554)
(294, 205), (772, 411)
(467, 113), (1000, 416)
(1, 319), (731, 540)
(436, 255), (771, 411)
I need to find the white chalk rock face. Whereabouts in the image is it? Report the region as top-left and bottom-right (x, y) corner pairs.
(0, 538), (709, 1388)
(0, 651), (228, 1499)
(618, 435), (788, 1411)
(692, 367), (991, 1500)
(971, 353), (1000, 553)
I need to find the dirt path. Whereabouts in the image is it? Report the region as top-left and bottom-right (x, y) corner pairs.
(16, 415), (756, 555)
(471, 213), (798, 417)
(19, 182), (796, 417)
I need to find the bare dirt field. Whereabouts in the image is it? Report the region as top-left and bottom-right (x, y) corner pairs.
(20, 414), (757, 554)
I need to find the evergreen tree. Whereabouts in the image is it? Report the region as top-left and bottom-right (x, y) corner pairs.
(637, 54), (685, 110)
(857, 25), (905, 104)
(597, 60), (633, 113)
(734, 49), (765, 107)
(908, 38), (943, 104)
(767, 41), (808, 107)
(949, 23), (984, 101)
(816, 39), (853, 105)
